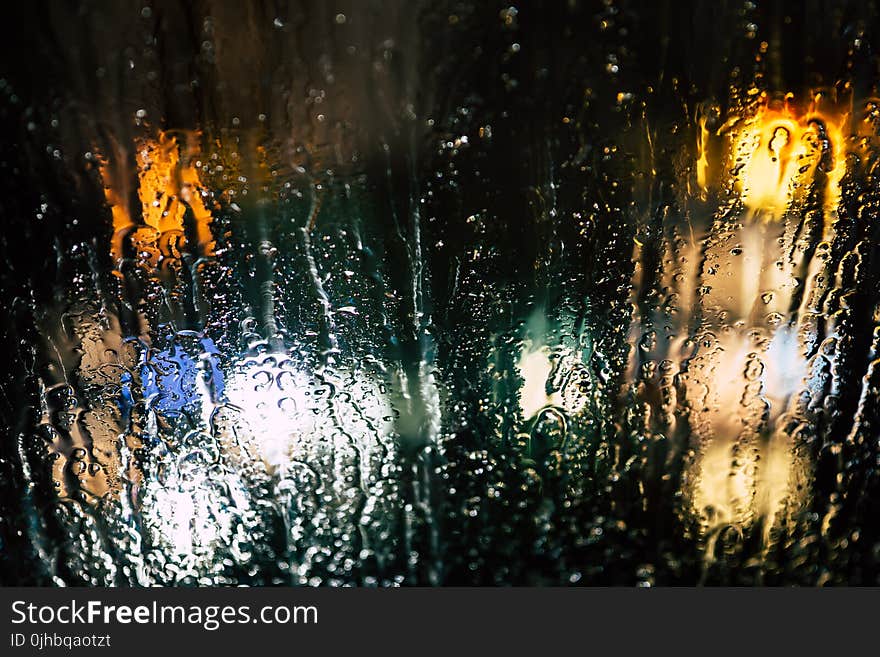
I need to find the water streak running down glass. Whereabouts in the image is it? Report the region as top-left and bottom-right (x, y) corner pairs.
(2, 0), (880, 585)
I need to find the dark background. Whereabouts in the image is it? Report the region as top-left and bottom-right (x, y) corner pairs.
(1, 0), (879, 586)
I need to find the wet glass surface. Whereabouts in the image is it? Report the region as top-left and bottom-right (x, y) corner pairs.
(2, 0), (880, 585)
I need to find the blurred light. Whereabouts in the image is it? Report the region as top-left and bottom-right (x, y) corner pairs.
(224, 352), (393, 470)
(224, 353), (315, 469)
(100, 130), (215, 266)
(141, 338), (224, 415)
(699, 93), (849, 221)
(518, 344), (561, 419)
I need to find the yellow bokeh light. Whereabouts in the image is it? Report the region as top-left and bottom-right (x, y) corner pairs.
(101, 131), (215, 265)
(730, 95), (849, 220)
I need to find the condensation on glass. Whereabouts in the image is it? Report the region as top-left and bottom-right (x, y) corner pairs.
(1, 1), (879, 586)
